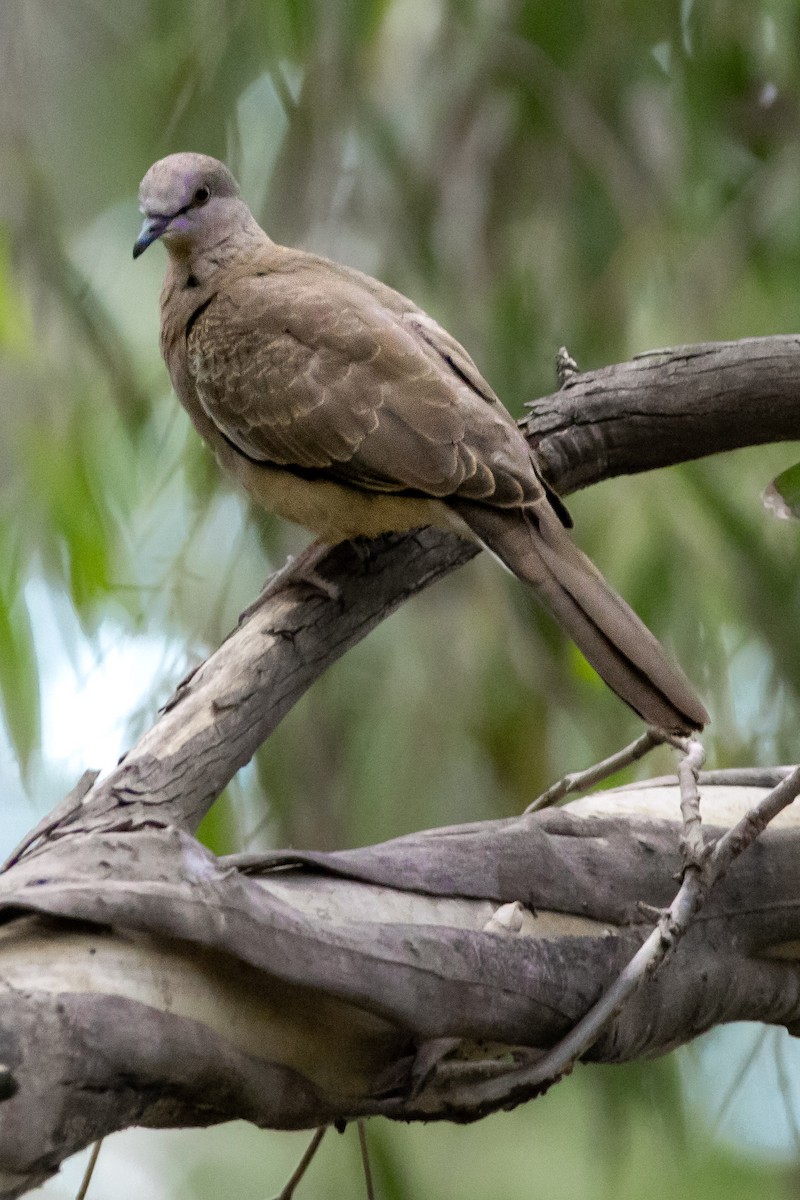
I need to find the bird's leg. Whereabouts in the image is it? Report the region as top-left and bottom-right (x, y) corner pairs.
(240, 540), (341, 622)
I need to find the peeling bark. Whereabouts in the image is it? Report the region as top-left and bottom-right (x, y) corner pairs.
(527, 335), (800, 492)
(2, 338), (800, 1197)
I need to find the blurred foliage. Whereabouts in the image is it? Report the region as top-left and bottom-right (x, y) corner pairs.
(764, 458), (800, 519)
(2, 0), (800, 1196)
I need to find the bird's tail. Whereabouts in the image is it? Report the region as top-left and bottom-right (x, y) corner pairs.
(457, 502), (708, 734)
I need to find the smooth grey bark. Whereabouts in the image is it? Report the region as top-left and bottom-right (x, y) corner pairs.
(1, 336), (800, 1197)
(3, 792), (800, 1195)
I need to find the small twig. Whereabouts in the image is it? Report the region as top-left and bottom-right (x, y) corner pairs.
(610, 766), (797, 793)
(2, 769), (99, 871)
(75, 1140), (102, 1200)
(357, 1121), (375, 1200)
(433, 759), (800, 1115)
(272, 1127), (327, 1200)
(704, 764), (800, 874)
(709, 1027), (769, 1139)
(525, 728), (663, 813)
(555, 345), (581, 388)
(678, 738), (706, 871)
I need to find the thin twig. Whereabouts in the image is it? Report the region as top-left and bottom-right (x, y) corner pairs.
(75, 1140), (102, 1200)
(272, 1127), (327, 1200)
(706, 765), (800, 873)
(709, 1026), (769, 1139)
(608, 766), (797, 793)
(525, 728), (663, 813)
(2, 769), (99, 872)
(357, 1121), (375, 1200)
(433, 760), (800, 1115)
(678, 738), (706, 871)
(556, 346), (580, 388)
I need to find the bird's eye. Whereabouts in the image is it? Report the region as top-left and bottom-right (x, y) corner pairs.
(193, 185), (210, 206)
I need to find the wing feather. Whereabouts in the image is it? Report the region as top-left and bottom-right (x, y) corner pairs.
(187, 260), (546, 507)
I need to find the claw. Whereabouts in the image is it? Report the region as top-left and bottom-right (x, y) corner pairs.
(239, 542), (340, 622)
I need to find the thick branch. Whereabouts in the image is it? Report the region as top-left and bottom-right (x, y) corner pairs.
(16, 335), (800, 844)
(3, 336), (800, 1194)
(527, 335), (800, 493)
(1, 781), (800, 1192)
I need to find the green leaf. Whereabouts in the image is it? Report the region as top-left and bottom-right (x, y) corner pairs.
(195, 787), (239, 856)
(0, 224), (33, 358)
(763, 462), (800, 521)
(0, 580), (40, 777)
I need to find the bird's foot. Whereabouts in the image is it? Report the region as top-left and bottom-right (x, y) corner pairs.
(239, 541), (341, 622)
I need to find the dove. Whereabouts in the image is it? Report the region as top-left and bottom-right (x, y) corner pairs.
(134, 152), (707, 733)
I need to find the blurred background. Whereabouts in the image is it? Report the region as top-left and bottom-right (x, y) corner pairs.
(2, 0), (800, 1196)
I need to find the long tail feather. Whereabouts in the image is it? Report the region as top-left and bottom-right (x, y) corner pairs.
(458, 502), (708, 734)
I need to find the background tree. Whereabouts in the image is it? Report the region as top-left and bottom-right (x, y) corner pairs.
(2, 0), (800, 1195)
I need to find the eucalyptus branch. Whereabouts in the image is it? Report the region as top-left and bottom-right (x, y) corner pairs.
(4, 337), (800, 1193)
(408, 761), (800, 1118)
(14, 335), (800, 846)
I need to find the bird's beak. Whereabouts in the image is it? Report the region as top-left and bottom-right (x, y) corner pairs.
(133, 213), (171, 259)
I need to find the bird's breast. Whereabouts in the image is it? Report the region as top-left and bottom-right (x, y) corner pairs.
(220, 448), (468, 543)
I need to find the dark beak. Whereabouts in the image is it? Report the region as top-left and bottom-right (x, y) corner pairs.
(133, 214), (170, 259)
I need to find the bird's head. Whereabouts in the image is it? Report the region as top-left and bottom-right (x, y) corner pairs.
(133, 153), (244, 260)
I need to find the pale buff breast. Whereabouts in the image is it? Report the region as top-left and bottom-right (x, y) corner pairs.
(217, 438), (473, 543)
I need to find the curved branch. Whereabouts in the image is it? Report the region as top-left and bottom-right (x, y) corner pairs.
(3, 336), (800, 1195)
(15, 335), (800, 843)
(527, 335), (800, 492)
(1, 780), (800, 1189)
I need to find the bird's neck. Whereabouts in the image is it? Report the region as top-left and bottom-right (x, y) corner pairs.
(166, 208), (273, 289)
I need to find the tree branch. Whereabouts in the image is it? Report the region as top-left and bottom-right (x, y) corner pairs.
(1, 778), (800, 1187)
(3, 336), (800, 1195)
(13, 335), (799, 845)
(526, 335), (800, 493)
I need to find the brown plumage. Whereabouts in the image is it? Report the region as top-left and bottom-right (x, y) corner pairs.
(135, 152), (708, 734)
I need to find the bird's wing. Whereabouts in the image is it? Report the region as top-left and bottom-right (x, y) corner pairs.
(186, 262), (544, 507)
